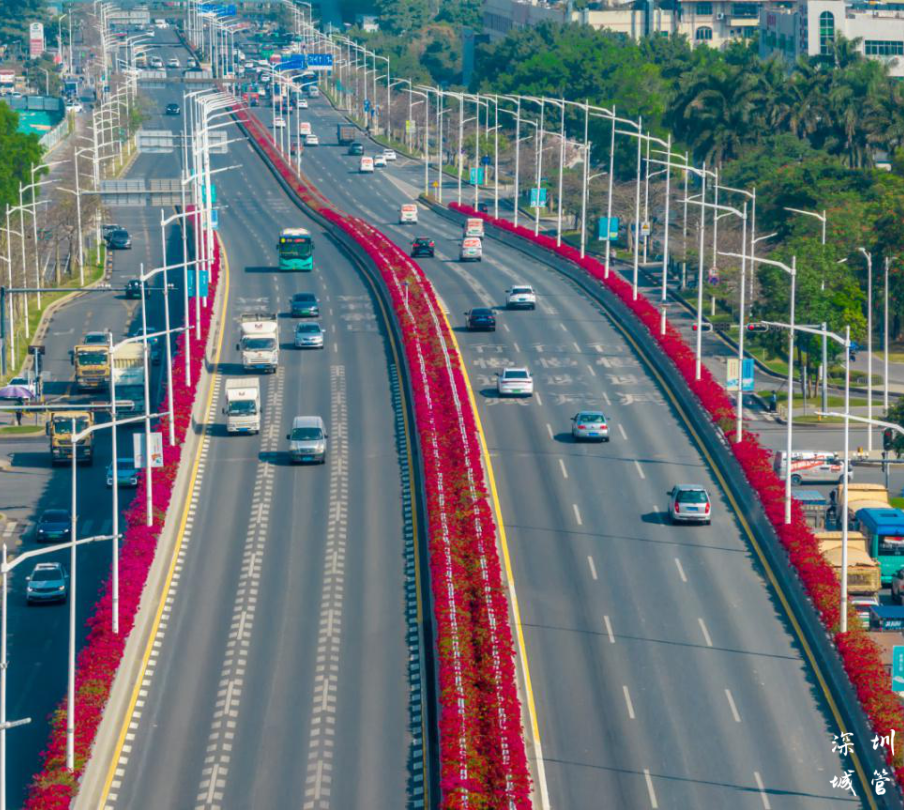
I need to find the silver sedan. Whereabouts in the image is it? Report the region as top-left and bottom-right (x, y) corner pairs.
(571, 411), (609, 442)
(668, 485), (712, 525)
(294, 322), (325, 349)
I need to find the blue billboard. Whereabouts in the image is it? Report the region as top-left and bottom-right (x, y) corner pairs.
(306, 53), (333, 69)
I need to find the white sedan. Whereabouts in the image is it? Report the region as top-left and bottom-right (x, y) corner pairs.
(373, 153), (387, 168)
(497, 368), (534, 397)
(306, 133), (320, 146)
(382, 149), (397, 161)
(298, 98), (309, 109)
(505, 285), (536, 310)
(273, 117), (286, 129)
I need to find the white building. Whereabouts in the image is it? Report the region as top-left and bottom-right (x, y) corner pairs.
(483, 0), (784, 49)
(759, 1), (904, 76)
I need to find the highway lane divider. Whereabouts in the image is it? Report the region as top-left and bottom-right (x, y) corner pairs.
(24, 228), (226, 810)
(230, 97), (532, 808)
(442, 198), (903, 805)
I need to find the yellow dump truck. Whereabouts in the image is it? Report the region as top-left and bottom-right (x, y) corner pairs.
(73, 344), (111, 390)
(817, 531), (881, 595)
(47, 410), (94, 465)
(836, 482), (890, 523)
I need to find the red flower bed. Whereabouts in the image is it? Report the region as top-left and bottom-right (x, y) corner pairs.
(25, 238), (222, 808)
(451, 201), (904, 780)
(236, 107), (532, 805)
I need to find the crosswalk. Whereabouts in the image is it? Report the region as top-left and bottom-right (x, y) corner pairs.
(0, 518), (116, 541)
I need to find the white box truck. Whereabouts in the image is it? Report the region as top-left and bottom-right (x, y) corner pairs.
(237, 313), (279, 373)
(112, 343), (146, 415)
(224, 378), (261, 434)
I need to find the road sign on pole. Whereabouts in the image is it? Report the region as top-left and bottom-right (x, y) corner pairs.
(469, 167), (485, 186)
(726, 358), (755, 392)
(187, 267), (209, 298)
(529, 188), (547, 208)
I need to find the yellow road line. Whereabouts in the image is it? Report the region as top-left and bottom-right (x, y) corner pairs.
(97, 237), (230, 808)
(602, 291), (878, 808)
(440, 309), (551, 810)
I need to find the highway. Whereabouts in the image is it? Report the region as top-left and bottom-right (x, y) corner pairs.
(2, 61), (187, 804)
(93, 35), (420, 810)
(277, 97), (867, 808)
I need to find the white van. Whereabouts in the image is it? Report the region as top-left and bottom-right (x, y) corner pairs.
(773, 451), (852, 485)
(464, 217), (485, 238)
(307, 84), (320, 98)
(153, 18), (168, 29)
(359, 156), (374, 173)
(460, 237), (482, 262)
(400, 203), (418, 224)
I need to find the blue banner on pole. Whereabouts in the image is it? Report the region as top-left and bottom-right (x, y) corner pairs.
(529, 188), (547, 208)
(187, 266), (209, 298)
(469, 167), (485, 186)
(894, 646), (904, 690)
(597, 216), (619, 241)
(210, 208), (219, 232)
(742, 358), (754, 392)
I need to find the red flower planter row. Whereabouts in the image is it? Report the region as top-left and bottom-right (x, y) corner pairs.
(235, 104), (531, 807)
(450, 201), (904, 781)
(24, 238), (222, 808)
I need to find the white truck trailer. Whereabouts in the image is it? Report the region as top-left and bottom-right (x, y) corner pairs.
(223, 377), (261, 434)
(237, 313), (279, 373)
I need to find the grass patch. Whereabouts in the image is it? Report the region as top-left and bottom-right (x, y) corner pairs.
(890, 497), (904, 509)
(756, 391), (882, 408)
(0, 424), (45, 436)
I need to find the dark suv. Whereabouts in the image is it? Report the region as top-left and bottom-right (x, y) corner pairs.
(165, 102), (181, 115)
(105, 228), (132, 249)
(124, 278), (142, 299)
(347, 142), (364, 156)
(466, 307), (496, 332)
(411, 237), (435, 258)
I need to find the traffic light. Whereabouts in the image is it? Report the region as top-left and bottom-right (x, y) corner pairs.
(884, 428), (895, 452)
(714, 322), (732, 333)
(692, 322), (713, 332)
(747, 322), (769, 333)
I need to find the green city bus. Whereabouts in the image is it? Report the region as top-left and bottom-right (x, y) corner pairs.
(278, 227), (314, 271)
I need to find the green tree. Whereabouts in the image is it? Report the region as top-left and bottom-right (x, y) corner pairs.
(0, 0), (45, 47)
(0, 101), (43, 214)
(374, 0), (429, 35)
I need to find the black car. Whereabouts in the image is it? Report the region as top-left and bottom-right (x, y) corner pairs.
(466, 307), (496, 331)
(165, 102), (181, 115)
(124, 278), (142, 299)
(347, 142), (364, 156)
(35, 509), (72, 544)
(106, 228), (132, 250)
(411, 237), (435, 258)
(290, 292), (320, 317)
(477, 202), (490, 214)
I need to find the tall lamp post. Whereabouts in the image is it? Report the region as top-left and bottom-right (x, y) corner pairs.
(860, 247), (874, 452)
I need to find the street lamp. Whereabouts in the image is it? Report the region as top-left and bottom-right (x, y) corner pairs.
(860, 247), (875, 452)
(885, 256), (898, 414)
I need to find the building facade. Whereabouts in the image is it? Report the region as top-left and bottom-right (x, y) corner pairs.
(759, 0), (904, 76)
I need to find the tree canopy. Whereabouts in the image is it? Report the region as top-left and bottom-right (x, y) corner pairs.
(0, 102), (43, 215)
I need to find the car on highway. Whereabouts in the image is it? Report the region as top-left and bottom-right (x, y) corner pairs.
(298, 97), (308, 109)
(290, 141), (303, 155)
(466, 307), (496, 332)
(373, 153), (387, 168)
(411, 237), (435, 258)
(287, 415), (328, 464)
(83, 330), (109, 345)
(505, 285), (536, 310)
(149, 55), (164, 69)
(186, 57), (198, 69)
(106, 458), (140, 488)
(290, 292), (320, 317)
(167, 57), (180, 69)
(497, 367), (534, 397)
(668, 484), (712, 525)
(26, 562), (69, 604)
(35, 509), (72, 543)
(359, 156), (375, 173)
(571, 411), (610, 442)
(382, 149), (397, 161)
(348, 142), (364, 156)
(105, 228), (132, 250)
(165, 102), (181, 115)
(124, 278), (142, 299)
(400, 203), (418, 224)
(273, 116), (286, 129)
(102, 223), (123, 238)
(294, 322), (325, 349)
(306, 133), (320, 146)
(66, 101), (84, 114)
(127, 325), (163, 364)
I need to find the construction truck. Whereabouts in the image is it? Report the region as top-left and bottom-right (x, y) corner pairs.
(112, 343), (146, 415)
(337, 124), (356, 145)
(47, 410), (94, 465)
(237, 313), (279, 373)
(73, 344), (111, 390)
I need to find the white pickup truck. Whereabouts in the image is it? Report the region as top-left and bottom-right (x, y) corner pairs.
(224, 378), (261, 434)
(237, 313), (279, 373)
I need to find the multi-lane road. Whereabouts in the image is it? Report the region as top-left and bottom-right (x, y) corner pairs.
(263, 97), (866, 807)
(5, 29), (883, 809)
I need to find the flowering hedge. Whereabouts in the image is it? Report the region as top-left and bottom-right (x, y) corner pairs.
(236, 104), (532, 806)
(24, 238), (222, 808)
(450, 201), (904, 782)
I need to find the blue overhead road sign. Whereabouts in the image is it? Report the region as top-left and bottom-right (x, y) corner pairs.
(306, 53), (333, 70)
(275, 55), (307, 70)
